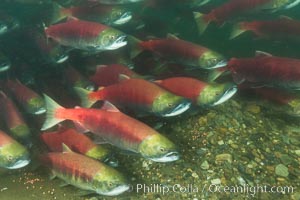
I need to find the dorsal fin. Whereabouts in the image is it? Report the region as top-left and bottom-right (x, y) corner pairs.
(279, 15), (293, 20)
(62, 143), (73, 153)
(101, 101), (120, 112)
(66, 16), (79, 22)
(153, 80), (162, 84)
(96, 65), (108, 70)
(0, 90), (7, 98)
(97, 86), (104, 91)
(118, 74), (130, 82)
(255, 51), (273, 57)
(167, 33), (180, 40)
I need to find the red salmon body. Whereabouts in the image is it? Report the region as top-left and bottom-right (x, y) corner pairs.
(40, 152), (102, 181)
(41, 95), (179, 162)
(140, 39), (208, 66)
(6, 80), (38, 103)
(90, 79), (167, 107)
(239, 18), (300, 39)
(156, 77), (208, 102)
(45, 19), (127, 52)
(204, 0), (272, 23)
(45, 20), (107, 42)
(0, 91), (25, 129)
(252, 87), (296, 105)
(0, 130), (15, 146)
(89, 64), (139, 87)
(53, 107), (157, 151)
(41, 128), (97, 154)
(228, 56), (300, 89)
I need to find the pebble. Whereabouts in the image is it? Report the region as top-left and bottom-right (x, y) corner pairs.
(142, 160), (153, 171)
(295, 150), (300, 156)
(215, 154), (233, 164)
(275, 164), (289, 177)
(280, 154), (293, 165)
(237, 176), (246, 185)
(200, 160), (209, 170)
(192, 172), (199, 178)
(217, 140), (224, 145)
(211, 178), (221, 185)
(246, 104), (261, 114)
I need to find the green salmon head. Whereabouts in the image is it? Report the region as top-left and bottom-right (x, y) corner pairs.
(93, 167), (129, 196)
(85, 145), (110, 161)
(98, 28), (127, 50)
(198, 50), (227, 69)
(138, 134), (179, 162)
(197, 83), (237, 106)
(152, 93), (191, 117)
(27, 96), (46, 115)
(109, 8), (132, 26)
(0, 142), (30, 169)
(10, 124), (32, 148)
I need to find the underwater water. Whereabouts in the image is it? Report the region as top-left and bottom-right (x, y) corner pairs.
(0, 0), (300, 200)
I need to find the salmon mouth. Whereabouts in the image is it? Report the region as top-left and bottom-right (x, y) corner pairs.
(211, 60), (228, 69)
(55, 54), (69, 64)
(213, 84), (237, 106)
(0, 61), (10, 72)
(150, 151), (180, 162)
(34, 107), (47, 115)
(163, 100), (191, 117)
(0, 25), (8, 35)
(98, 185), (130, 196)
(113, 12), (132, 25)
(284, 0), (300, 9)
(194, 0), (210, 7)
(7, 159), (30, 169)
(106, 35), (127, 50)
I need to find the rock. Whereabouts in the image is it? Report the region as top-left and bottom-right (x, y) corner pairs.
(245, 104), (261, 114)
(200, 160), (209, 170)
(215, 154), (233, 164)
(142, 160), (153, 171)
(280, 154), (293, 165)
(211, 178), (221, 185)
(275, 164), (289, 177)
(217, 140), (224, 145)
(192, 172), (199, 178)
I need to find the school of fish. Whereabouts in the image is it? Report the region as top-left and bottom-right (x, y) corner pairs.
(0, 0), (300, 197)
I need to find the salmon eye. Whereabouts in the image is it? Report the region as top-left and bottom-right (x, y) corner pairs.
(7, 156), (13, 161)
(168, 103), (172, 107)
(160, 147), (165, 152)
(108, 182), (113, 187)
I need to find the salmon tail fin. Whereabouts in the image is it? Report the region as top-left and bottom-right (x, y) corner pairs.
(230, 23), (247, 40)
(41, 94), (65, 131)
(193, 12), (210, 35)
(128, 35), (143, 59)
(73, 87), (97, 108)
